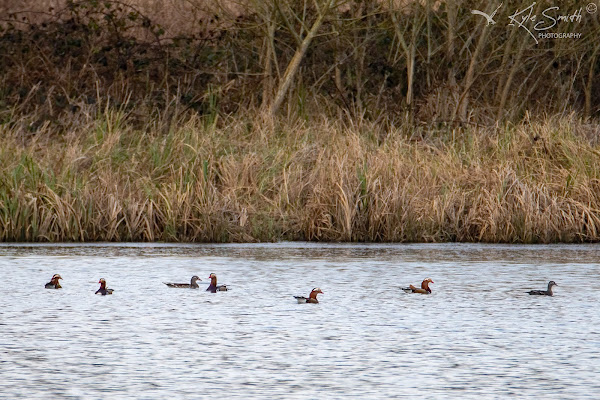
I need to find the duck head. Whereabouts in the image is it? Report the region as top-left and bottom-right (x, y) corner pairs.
(421, 278), (434, 293)
(208, 273), (217, 284)
(51, 274), (62, 284)
(98, 278), (107, 288)
(191, 275), (202, 282)
(309, 287), (323, 300)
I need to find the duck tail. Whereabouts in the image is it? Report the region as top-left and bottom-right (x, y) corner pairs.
(294, 296), (307, 303)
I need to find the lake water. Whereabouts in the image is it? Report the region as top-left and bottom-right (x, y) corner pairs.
(1, 242), (599, 399)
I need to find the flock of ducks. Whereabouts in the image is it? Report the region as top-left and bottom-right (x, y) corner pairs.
(44, 274), (559, 300)
(44, 273), (230, 296)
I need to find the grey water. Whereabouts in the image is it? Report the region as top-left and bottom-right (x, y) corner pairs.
(1, 242), (599, 399)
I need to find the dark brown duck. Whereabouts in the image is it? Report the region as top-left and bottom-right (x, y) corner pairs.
(95, 278), (114, 295)
(164, 275), (202, 289)
(528, 281), (557, 296)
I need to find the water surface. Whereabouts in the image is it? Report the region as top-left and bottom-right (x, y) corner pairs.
(1, 243), (599, 399)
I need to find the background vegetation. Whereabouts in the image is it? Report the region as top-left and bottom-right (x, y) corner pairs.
(0, 0), (599, 242)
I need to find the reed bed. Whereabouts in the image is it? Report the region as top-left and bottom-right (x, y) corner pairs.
(1, 1), (599, 242)
(1, 112), (600, 243)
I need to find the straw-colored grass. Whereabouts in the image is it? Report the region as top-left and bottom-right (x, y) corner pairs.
(1, 112), (599, 243)
(1, 1), (598, 243)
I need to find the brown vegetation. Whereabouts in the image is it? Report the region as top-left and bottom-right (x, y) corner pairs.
(1, 0), (598, 125)
(0, 1), (599, 242)
(1, 112), (600, 242)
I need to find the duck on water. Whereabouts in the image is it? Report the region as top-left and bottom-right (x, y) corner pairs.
(294, 288), (323, 303)
(527, 281), (557, 296)
(402, 278), (434, 294)
(164, 275), (202, 289)
(96, 278), (114, 295)
(206, 273), (228, 293)
(45, 274), (62, 289)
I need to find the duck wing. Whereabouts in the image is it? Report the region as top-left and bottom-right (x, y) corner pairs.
(402, 284), (428, 293)
(164, 282), (191, 288)
(527, 290), (548, 295)
(294, 296), (308, 303)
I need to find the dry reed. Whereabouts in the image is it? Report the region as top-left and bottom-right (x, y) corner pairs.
(1, 1), (599, 242)
(1, 112), (600, 243)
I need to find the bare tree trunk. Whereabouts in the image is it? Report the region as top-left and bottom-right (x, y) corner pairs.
(495, 27), (519, 105)
(425, 0), (432, 89)
(585, 46), (599, 118)
(497, 39), (526, 121)
(261, 17), (276, 109)
(269, 0), (335, 116)
(332, 17), (344, 97)
(390, 5), (424, 108)
(353, 1), (366, 112)
(446, 1), (457, 86)
(454, 24), (490, 121)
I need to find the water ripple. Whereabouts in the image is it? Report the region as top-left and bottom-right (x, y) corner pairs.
(1, 243), (599, 399)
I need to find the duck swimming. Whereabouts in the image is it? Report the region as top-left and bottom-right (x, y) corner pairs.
(45, 274), (62, 289)
(527, 281), (557, 296)
(206, 273), (228, 293)
(164, 275), (202, 288)
(402, 278), (434, 294)
(95, 278), (114, 295)
(294, 288), (323, 304)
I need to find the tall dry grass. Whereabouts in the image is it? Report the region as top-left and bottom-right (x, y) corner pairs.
(1, 111), (600, 243)
(1, 1), (599, 242)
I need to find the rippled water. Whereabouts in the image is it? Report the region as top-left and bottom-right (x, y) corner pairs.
(1, 243), (600, 399)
